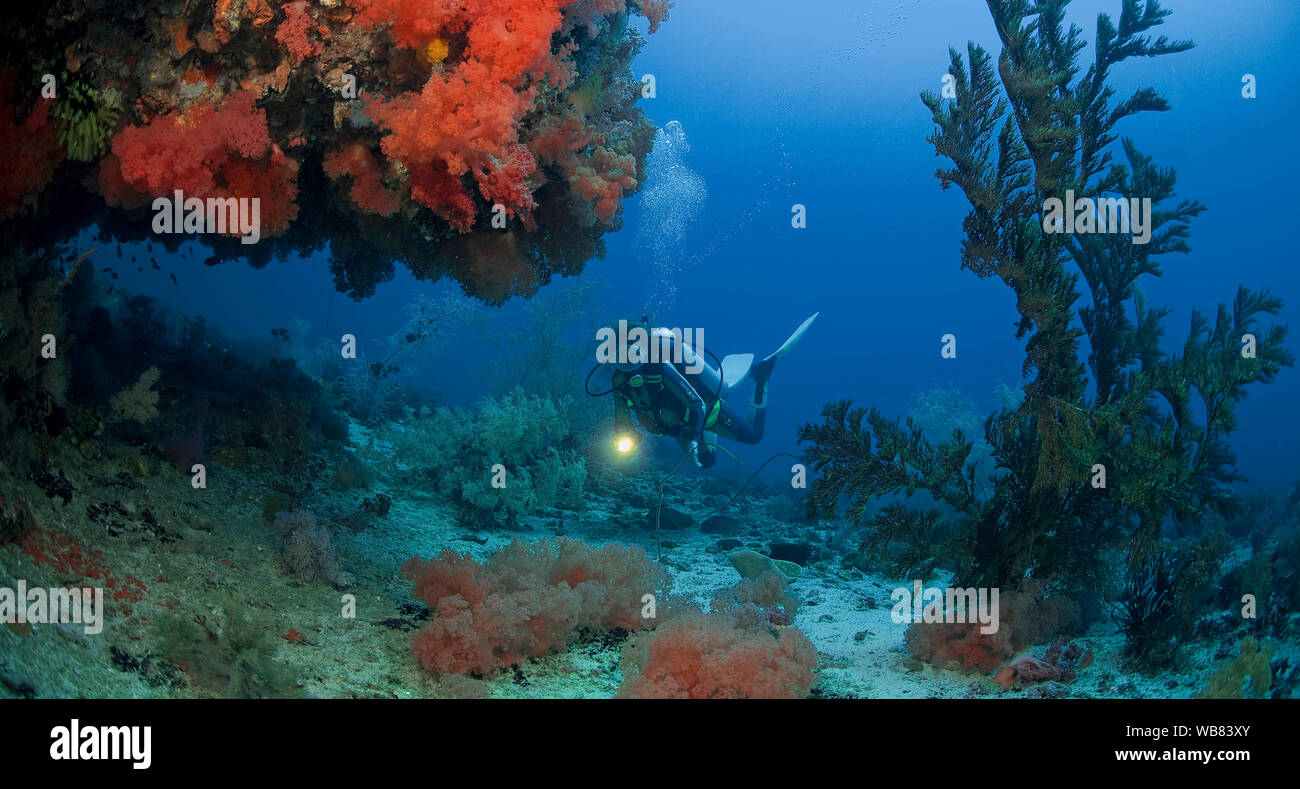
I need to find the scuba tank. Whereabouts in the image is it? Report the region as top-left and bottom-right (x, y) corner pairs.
(647, 326), (729, 403)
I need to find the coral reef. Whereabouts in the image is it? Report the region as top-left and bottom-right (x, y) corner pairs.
(0, 0), (669, 300)
(401, 537), (668, 677)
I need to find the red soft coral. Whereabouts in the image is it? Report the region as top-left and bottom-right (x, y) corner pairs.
(527, 109), (637, 226)
(105, 92), (299, 237)
(0, 74), (64, 218)
(323, 142), (402, 216)
(402, 538), (667, 677)
(110, 92), (271, 196)
(367, 58), (535, 227)
(219, 155), (300, 236)
(360, 0), (612, 230)
(634, 0), (673, 33)
(276, 0), (326, 62)
(408, 162), (477, 232)
(618, 611), (818, 699)
(474, 142), (538, 222)
(351, 0), (469, 51)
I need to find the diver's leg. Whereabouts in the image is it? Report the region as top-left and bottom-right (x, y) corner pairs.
(713, 397), (764, 444)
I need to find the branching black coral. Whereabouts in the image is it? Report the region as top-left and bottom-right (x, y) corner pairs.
(803, 0), (1291, 606)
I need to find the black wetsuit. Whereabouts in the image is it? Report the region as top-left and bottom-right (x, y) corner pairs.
(611, 359), (768, 468)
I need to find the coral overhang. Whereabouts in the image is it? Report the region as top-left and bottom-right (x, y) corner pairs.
(0, 0), (670, 301)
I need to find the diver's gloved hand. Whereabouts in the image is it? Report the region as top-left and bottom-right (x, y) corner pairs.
(694, 441), (717, 468)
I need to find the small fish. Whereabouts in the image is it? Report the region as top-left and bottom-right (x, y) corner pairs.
(203, 255), (220, 266)
(100, 267), (111, 272)
(131, 255), (136, 262)
(169, 273), (178, 285)
(137, 267), (143, 272)
(110, 272), (118, 280)
(152, 261), (160, 270)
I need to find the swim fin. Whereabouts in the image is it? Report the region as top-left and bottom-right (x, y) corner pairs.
(751, 312), (818, 384)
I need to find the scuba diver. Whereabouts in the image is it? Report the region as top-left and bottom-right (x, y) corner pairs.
(596, 313), (818, 468)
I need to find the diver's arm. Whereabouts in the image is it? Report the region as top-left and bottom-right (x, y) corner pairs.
(660, 362), (706, 439)
(614, 394), (634, 434)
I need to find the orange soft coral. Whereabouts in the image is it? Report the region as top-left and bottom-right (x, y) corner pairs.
(571, 148), (637, 224)
(904, 583), (1078, 675)
(357, 0), (664, 234)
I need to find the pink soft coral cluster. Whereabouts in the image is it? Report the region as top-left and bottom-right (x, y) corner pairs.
(401, 538), (667, 677)
(103, 91), (299, 236)
(618, 608), (818, 699)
